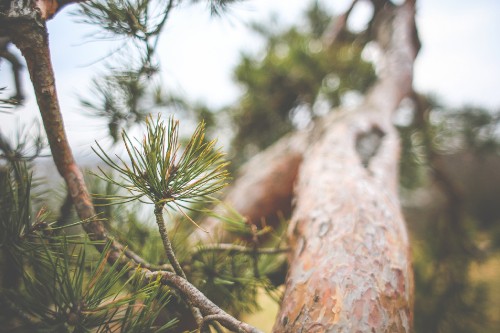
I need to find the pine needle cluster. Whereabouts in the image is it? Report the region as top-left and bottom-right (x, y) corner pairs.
(0, 156), (177, 332)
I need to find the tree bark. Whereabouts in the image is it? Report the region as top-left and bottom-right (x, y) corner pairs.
(274, 1), (418, 331)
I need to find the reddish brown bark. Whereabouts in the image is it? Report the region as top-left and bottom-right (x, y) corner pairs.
(4, 3), (142, 267)
(274, 113), (413, 332)
(8, 20), (113, 254)
(274, 1), (418, 331)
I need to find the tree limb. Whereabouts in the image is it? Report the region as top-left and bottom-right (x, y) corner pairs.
(4, 8), (260, 333)
(193, 243), (290, 258)
(272, 1), (418, 331)
(322, 0), (359, 46)
(3, 0), (169, 274)
(192, 131), (308, 244)
(144, 270), (263, 333)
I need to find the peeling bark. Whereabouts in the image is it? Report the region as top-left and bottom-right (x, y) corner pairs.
(273, 1), (418, 331)
(274, 111), (413, 332)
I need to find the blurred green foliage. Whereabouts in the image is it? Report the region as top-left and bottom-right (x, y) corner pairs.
(227, 2), (375, 162)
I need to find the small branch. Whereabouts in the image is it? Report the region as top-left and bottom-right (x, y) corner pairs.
(122, 248), (173, 271)
(149, 0), (175, 39)
(6, 4), (157, 278)
(201, 314), (236, 332)
(144, 270), (263, 333)
(154, 204), (204, 328)
(193, 244), (289, 258)
(154, 204), (187, 278)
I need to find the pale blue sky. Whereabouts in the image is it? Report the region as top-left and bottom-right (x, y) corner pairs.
(1, 0), (499, 157)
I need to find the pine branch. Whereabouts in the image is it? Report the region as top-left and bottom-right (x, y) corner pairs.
(5, 4), (263, 333)
(193, 243), (289, 257)
(144, 270), (263, 333)
(5, 2), (161, 278)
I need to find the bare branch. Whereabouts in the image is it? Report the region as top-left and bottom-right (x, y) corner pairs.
(153, 204), (205, 327)
(144, 270), (264, 333)
(200, 314), (230, 332)
(193, 243), (289, 257)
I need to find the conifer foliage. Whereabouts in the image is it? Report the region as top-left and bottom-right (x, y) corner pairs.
(0, 0), (280, 332)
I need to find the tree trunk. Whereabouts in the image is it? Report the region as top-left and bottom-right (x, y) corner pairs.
(197, 1), (419, 331)
(276, 1), (418, 331)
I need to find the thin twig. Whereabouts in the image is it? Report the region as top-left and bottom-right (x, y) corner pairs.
(154, 204), (205, 328)
(154, 204), (187, 278)
(193, 244), (290, 258)
(200, 314), (233, 332)
(144, 270), (263, 333)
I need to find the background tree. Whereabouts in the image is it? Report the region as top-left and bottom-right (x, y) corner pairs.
(198, 1), (418, 331)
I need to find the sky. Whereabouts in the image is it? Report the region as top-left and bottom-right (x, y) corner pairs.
(1, 0), (499, 159)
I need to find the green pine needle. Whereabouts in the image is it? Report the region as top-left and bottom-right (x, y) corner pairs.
(93, 115), (230, 211)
